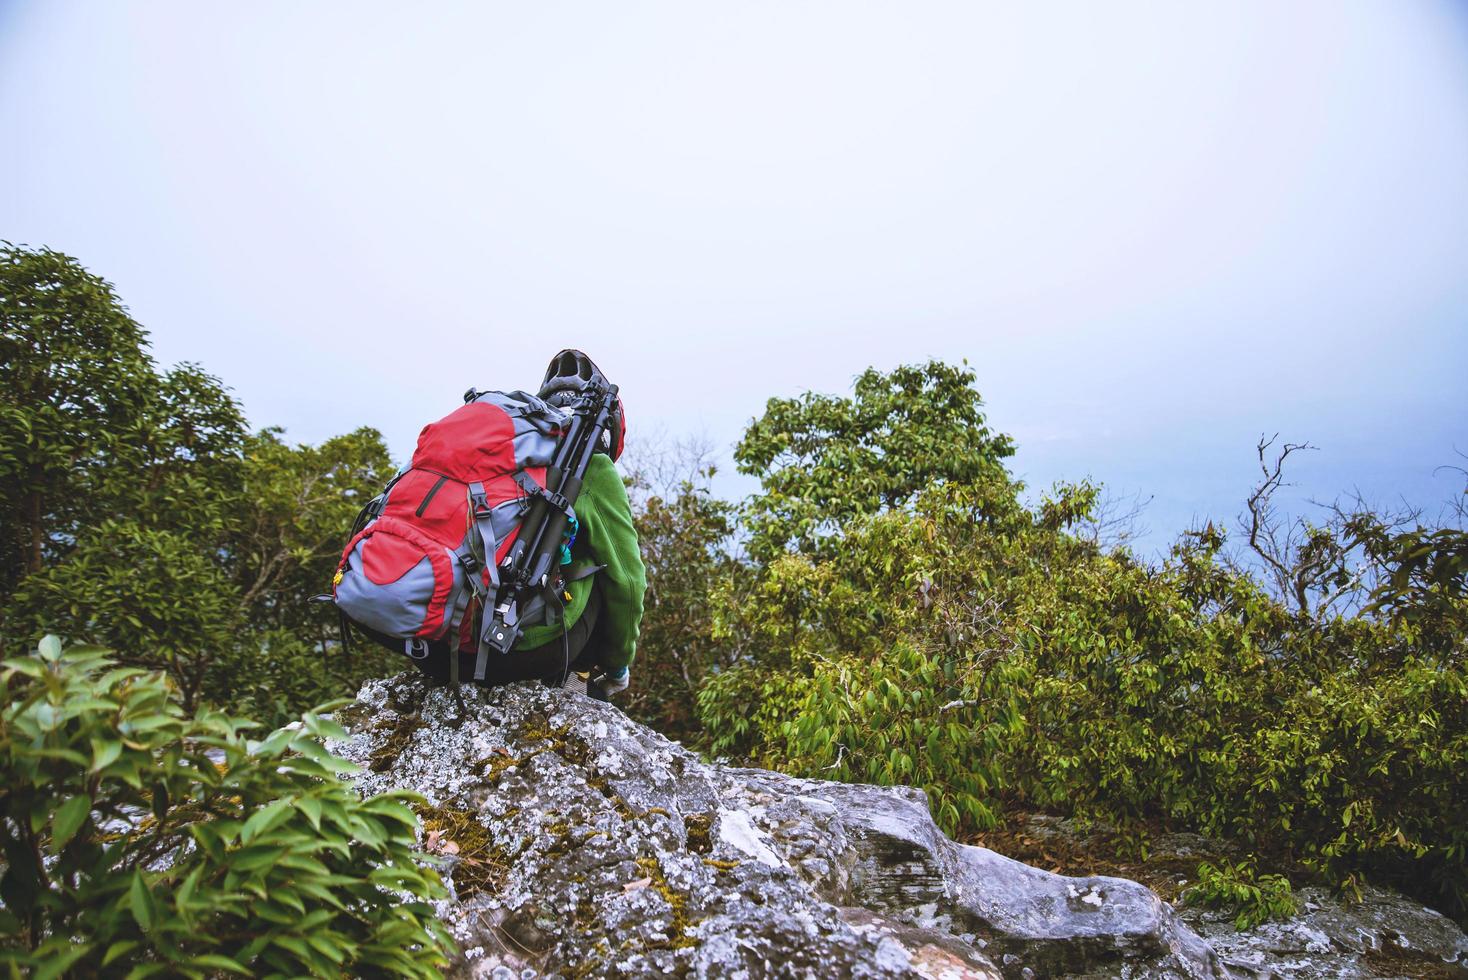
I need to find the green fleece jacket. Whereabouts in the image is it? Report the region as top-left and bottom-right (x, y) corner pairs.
(516, 453), (646, 671)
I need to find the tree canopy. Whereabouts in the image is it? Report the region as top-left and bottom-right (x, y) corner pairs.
(734, 360), (1015, 559)
(0, 244), (396, 723)
(705, 360), (1468, 924)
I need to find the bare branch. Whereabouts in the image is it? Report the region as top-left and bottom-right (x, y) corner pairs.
(1075, 488), (1153, 550)
(619, 424), (723, 508)
(1230, 437), (1451, 620)
(820, 743), (850, 771)
(1241, 434), (1316, 613)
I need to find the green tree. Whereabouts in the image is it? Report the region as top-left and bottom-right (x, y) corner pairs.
(120, 362), (250, 539)
(231, 426), (396, 636)
(5, 523), (244, 713)
(0, 244), (158, 590)
(734, 360), (1014, 559)
(1, 245), (400, 723)
(221, 427), (403, 725)
(620, 441), (740, 741)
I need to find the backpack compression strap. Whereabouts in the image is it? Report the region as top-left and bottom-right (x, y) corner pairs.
(465, 480), (506, 681)
(512, 470), (572, 515)
(465, 481), (503, 593)
(465, 474), (578, 680)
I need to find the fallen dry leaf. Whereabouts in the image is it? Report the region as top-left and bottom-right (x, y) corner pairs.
(622, 876), (653, 894)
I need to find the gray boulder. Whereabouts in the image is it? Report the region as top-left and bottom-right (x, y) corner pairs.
(1181, 885), (1468, 979)
(993, 812), (1468, 979)
(330, 673), (1227, 978)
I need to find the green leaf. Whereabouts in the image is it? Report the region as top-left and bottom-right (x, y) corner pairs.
(129, 872), (154, 931)
(240, 798), (293, 844)
(32, 942), (90, 980)
(102, 940), (141, 966)
(305, 932), (349, 963)
(51, 795), (91, 852)
(188, 823), (225, 862)
(175, 865), (204, 913)
(271, 934), (313, 963)
(231, 843), (285, 873)
(38, 635), (63, 661)
(187, 954), (251, 975)
(4, 658), (48, 679)
(90, 737), (123, 773)
(297, 796), (322, 831)
(310, 716), (350, 742)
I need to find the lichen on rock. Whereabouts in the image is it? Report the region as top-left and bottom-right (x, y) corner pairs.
(329, 673), (1464, 979)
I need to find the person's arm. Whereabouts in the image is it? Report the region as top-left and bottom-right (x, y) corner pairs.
(577, 453), (646, 672)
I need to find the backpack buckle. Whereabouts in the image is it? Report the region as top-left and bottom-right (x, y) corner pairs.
(512, 472), (571, 515)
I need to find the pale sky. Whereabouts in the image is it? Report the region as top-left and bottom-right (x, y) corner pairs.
(4, 1), (1467, 556)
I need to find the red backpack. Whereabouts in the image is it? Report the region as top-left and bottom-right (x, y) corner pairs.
(334, 390), (571, 674)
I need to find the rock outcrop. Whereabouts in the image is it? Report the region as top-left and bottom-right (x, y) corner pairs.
(1182, 885), (1468, 979)
(329, 674), (1466, 979)
(987, 814), (1468, 979)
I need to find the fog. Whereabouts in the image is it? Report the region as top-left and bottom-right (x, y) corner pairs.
(4, 1), (1466, 554)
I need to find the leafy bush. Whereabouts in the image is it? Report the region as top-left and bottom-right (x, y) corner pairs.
(231, 629), (401, 731)
(0, 636), (452, 978)
(618, 440), (743, 743)
(704, 362), (1468, 921)
(1, 244), (401, 723)
(5, 522), (246, 713)
(1183, 860), (1297, 930)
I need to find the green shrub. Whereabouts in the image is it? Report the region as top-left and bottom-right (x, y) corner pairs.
(703, 478), (1468, 914)
(4, 522), (246, 713)
(1, 244), (404, 727)
(620, 450), (742, 743)
(733, 360), (1014, 560)
(705, 362), (1468, 922)
(1183, 860), (1297, 930)
(0, 636), (452, 978)
(229, 629), (400, 732)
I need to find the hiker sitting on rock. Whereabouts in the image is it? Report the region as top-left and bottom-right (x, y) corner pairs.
(333, 349), (646, 699)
